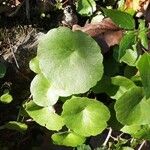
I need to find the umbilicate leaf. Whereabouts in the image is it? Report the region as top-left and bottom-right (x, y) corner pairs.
(30, 74), (59, 107)
(24, 101), (64, 131)
(76, 0), (96, 16)
(61, 97), (110, 137)
(38, 27), (103, 96)
(29, 57), (40, 74)
(0, 92), (13, 104)
(52, 131), (86, 147)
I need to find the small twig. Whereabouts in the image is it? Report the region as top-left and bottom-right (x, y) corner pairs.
(103, 127), (112, 147)
(118, 133), (124, 138)
(16, 107), (21, 122)
(138, 140), (146, 150)
(7, 38), (20, 69)
(130, 138), (135, 144)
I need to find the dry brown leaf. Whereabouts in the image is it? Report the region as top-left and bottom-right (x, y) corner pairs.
(124, 0), (141, 11)
(15, 0), (21, 6)
(72, 18), (123, 53)
(124, 0), (150, 17)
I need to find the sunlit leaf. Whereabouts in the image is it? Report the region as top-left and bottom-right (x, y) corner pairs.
(0, 92), (13, 104)
(30, 74), (59, 107)
(37, 27), (103, 96)
(61, 97), (110, 137)
(24, 101), (64, 131)
(29, 57), (40, 74)
(52, 131), (86, 147)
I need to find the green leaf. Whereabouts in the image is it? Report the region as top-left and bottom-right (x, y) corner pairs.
(76, 0), (96, 16)
(118, 31), (136, 61)
(111, 76), (136, 100)
(61, 97), (110, 137)
(3, 121), (27, 133)
(30, 74), (59, 107)
(115, 86), (150, 125)
(121, 147), (134, 150)
(138, 20), (148, 49)
(124, 66), (138, 79)
(38, 27), (103, 96)
(29, 57), (40, 74)
(0, 63), (6, 78)
(92, 76), (118, 96)
(107, 102), (123, 130)
(121, 124), (150, 140)
(137, 53), (150, 99)
(24, 101), (64, 131)
(52, 131), (86, 147)
(0, 92), (13, 104)
(103, 56), (120, 76)
(120, 49), (138, 66)
(101, 8), (135, 29)
(77, 144), (91, 150)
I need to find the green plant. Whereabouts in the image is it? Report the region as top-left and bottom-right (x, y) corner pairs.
(24, 7), (150, 148)
(25, 27), (110, 147)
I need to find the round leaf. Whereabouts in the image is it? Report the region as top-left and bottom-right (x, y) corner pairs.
(24, 101), (64, 131)
(37, 27), (103, 96)
(61, 97), (110, 137)
(52, 131), (86, 147)
(30, 74), (59, 107)
(29, 57), (40, 73)
(0, 92), (13, 104)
